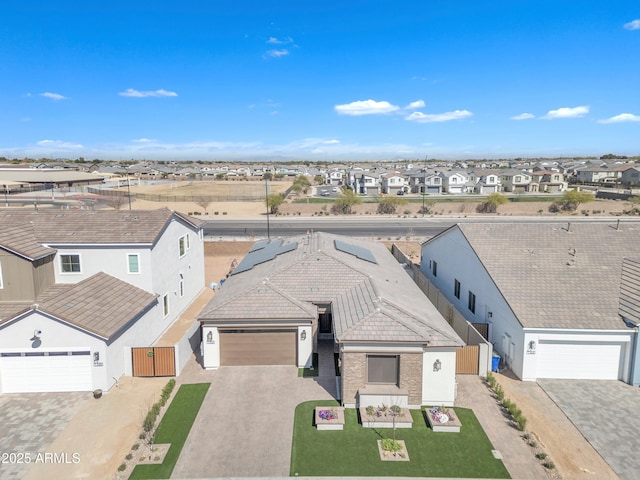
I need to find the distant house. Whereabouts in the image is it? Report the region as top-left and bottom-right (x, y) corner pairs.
(380, 173), (408, 194)
(499, 170), (533, 192)
(199, 232), (463, 408)
(0, 209), (205, 393)
(421, 222), (640, 385)
(620, 166), (640, 187)
(468, 169), (501, 194)
(530, 170), (567, 193)
(439, 171), (468, 194)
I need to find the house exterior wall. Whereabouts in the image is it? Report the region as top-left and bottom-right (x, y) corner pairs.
(421, 227), (527, 379)
(149, 218), (205, 329)
(422, 349), (457, 406)
(0, 311), (106, 392)
(0, 253), (55, 302)
(341, 344), (437, 408)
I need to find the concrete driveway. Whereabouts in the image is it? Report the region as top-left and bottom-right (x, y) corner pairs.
(0, 392), (86, 480)
(172, 342), (337, 478)
(539, 379), (640, 480)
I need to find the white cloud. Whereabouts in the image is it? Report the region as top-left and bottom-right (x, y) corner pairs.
(118, 88), (178, 98)
(264, 49), (289, 58)
(39, 92), (67, 101)
(36, 139), (83, 149)
(511, 113), (535, 120)
(624, 19), (640, 30)
(405, 110), (473, 123)
(405, 100), (425, 110)
(543, 106), (589, 119)
(132, 138), (158, 143)
(598, 113), (640, 124)
(267, 36), (293, 44)
(335, 99), (400, 116)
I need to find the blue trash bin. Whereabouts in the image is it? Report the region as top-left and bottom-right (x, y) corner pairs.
(491, 354), (500, 372)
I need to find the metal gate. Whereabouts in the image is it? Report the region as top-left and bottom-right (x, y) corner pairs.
(456, 345), (479, 375)
(132, 347), (176, 377)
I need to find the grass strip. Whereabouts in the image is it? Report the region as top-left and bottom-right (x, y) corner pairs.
(129, 383), (210, 479)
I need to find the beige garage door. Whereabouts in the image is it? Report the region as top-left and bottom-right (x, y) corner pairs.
(219, 329), (296, 366)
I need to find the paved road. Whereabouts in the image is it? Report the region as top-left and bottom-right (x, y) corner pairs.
(204, 216), (640, 238)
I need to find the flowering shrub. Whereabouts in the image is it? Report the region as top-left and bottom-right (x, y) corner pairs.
(318, 409), (337, 421)
(429, 406), (452, 423)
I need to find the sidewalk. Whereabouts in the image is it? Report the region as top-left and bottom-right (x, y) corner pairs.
(456, 375), (549, 480)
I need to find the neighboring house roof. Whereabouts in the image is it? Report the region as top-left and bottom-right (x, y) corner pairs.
(0, 272), (157, 339)
(36, 272), (157, 339)
(0, 224), (56, 261)
(431, 222), (640, 330)
(619, 258), (640, 327)
(0, 208), (203, 246)
(199, 232), (462, 347)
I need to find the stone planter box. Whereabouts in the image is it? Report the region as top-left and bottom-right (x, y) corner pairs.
(425, 407), (462, 432)
(315, 407), (345, 430)
(359, 407), (413, 428)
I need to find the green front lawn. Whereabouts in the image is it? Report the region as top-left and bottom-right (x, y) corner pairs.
(129, 383), (210, 479)
(298, 353), (319, 377)
(290, 401), (509, 478)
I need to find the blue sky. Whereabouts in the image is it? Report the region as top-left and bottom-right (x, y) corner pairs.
(1, 1), (639, 161)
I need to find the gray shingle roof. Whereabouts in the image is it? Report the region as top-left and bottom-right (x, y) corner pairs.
(199, 232), (462, 347)
(0, 208), (203, 245)
(620, 258), (640, 326)
(453, 222), (640, 330)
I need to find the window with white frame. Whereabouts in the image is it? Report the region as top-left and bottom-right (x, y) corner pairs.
(60, 254), (81, 273)
(367, 354), (399, 385)
(186, 233), (191, 250)
(127, 253), (140, 274)
(454, 279), (461, 299)
(163, 294), (169, 317)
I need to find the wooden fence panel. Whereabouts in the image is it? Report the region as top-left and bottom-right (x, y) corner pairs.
(153, 347), (176, 376)
(456, 345), (479, 375)
(132, 347), (175, 377)
(471, 323), (489, 341)
(132, 348), (155, 377)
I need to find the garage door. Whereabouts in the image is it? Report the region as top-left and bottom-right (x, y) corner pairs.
(536, 341), (623, 380)
(220, 329), (296, 366)
(0, 351), (92, 393)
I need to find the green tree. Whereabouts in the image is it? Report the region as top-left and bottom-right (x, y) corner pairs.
(559, 189), (594, 211)
(377, 196), (407, 214)
(313, 175), (324, 185)
(266, 192), (285, 214)
(263, 172), (273, 181)
(331, 189), (362, 214)
(477, 192), (509, 213)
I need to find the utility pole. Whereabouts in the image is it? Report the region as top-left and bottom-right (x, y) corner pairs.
(127, 176), (132, 210)
(265, 178), (271, 240)
(422, 155), (427, 217)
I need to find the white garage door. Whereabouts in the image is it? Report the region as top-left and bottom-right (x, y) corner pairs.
(0, 351), (92, 393)
(536, 341), (623, 380)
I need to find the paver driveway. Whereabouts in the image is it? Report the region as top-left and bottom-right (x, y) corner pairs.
(0, 392), (86, 480)
(539, 379), (640, 480)
(172, 345), (336, 478)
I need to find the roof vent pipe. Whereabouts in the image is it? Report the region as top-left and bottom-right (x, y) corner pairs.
(616, 219), (620, 231)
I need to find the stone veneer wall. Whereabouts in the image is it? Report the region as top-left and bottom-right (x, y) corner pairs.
(342, 351), (423, 406)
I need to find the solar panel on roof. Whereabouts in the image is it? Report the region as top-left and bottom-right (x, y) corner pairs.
(334, 239), (377, 264)
(232, 240), (298, 275)
(248, 239), (269, 253)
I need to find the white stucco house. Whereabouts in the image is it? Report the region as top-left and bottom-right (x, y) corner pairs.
(421, 222), (640, 384)
(199, 232), (464, 408)
(0, 209), (205, 393)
